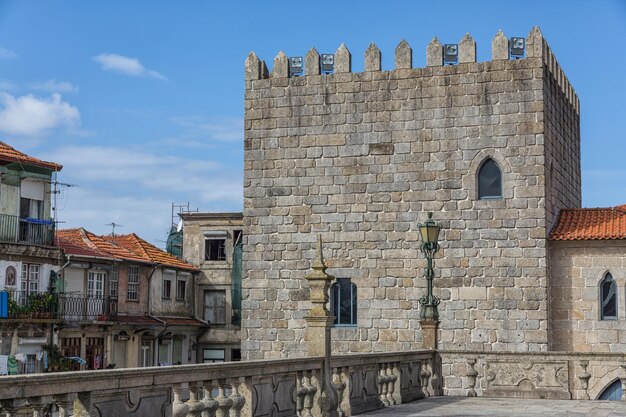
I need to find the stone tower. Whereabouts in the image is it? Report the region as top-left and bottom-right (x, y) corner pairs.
(242, 27), (580, 359)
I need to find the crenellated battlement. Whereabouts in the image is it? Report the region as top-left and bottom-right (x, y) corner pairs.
(244, 26), (578, 113)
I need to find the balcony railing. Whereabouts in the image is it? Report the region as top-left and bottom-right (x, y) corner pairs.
(0, 214), (55, 246)
(2, 291), (117, 321)
(57, 293), (118, 321)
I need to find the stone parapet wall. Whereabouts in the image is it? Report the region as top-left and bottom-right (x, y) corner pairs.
(242, 27), (581, 359)
(440, 350), (626, 400)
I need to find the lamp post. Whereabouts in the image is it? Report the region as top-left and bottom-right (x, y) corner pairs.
(418, 212), (441, 321)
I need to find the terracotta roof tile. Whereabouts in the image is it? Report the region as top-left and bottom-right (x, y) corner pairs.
(155, 316), (207, 326)
(0, 141), (62, 171)
(57, 229), (198, 271)
(549, 205), (626, 241)
(105, 234), (198, 271)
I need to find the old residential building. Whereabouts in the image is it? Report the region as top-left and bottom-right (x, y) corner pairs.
(55, 228), (204, 370)
(179, 212), (243, 362)
(0, 142), (63, 373)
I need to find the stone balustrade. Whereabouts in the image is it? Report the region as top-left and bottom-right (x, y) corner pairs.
(439, 350), (626, 401)
(0, 350), (437, 416)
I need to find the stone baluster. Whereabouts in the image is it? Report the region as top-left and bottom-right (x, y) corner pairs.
(186, 382), (205, 417)
(466, 359), (478, 397)
(420, 361), (431, 398)
(302, 372), (317, 417)
(201, 381), (218, 417)
(215, 381), (233, 417)
(331, 368), (346, 417)
(53, 394), (76, 417)
(378, 364), (390, 406)
(577, 360), (591, 400)
(229, 381), (245, 417)
(26, 397), (48, 417)
(386, 363), (398, 406)
(0, 400), (16, 417)
(172, 384), (188, 417)
(296, 372), (308, 417)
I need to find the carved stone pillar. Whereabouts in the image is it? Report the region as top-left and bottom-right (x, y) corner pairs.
(304, 235), (335, 357)
(420, 318), (438, 350)
(304, 235), (338, 417)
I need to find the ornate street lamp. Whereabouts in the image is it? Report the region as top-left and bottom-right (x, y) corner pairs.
(418, 212), (441, 321)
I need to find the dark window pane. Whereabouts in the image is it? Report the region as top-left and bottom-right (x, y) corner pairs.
(332, 278), (357, 326)
(602, 274), (617, 319)
(478, 159), (502, 199)
(205, 239), (226, 261)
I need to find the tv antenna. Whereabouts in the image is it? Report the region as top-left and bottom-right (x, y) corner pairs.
(106, 222), (123, 236)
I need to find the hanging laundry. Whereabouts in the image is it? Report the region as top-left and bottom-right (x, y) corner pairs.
(7, 355), (18, 375)
(14, 353), (26, 363)
(94, 354), (101, 369)
(0, 355), (7, 375)
(43, 351), (49, 370)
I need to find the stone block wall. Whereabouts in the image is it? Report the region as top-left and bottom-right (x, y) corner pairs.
(242, 28), (581, 359)
(549, 241), (626, 352)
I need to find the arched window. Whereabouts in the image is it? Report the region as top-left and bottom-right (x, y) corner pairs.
(331, 278), (357, 326)
(600, 273), (617, 320)
(478, 158), (502, 199)
(599, 379), (623, 400)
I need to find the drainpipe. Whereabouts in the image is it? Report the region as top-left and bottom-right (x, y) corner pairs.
(146, 264), (164, 366)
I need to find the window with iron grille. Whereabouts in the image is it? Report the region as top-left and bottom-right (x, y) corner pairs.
(162, 272), (172, 299)
(127, 266), (139, 301)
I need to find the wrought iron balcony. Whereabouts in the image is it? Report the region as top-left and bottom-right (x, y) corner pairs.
(0, 214), (55, 246)
(57, 293), (118, 321)
(2, 291), (117, 321)
(6, 291), (58, 319)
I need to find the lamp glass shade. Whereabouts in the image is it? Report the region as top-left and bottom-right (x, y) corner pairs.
(427, 223), (440, 244)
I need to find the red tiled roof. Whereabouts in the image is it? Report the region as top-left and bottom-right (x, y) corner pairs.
(57, 229), (198, 271)
(114, 315), (164, 326)
(105, 234), (198, 271)
(0, 141), (62, 171)
(549, 205), (626, 241)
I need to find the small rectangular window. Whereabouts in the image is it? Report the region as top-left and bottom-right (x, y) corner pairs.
(109, 268), (118, 298)
(205, 239), (226, 261)
(203, 348), (225, 363)
(162, 278), (171, 299)
(176, 279), (186, 301)
(331, 278), (357, 326)
(127, 266), (139, 301)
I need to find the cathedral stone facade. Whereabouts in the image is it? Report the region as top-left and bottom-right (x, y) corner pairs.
(241, 27), (584, 359)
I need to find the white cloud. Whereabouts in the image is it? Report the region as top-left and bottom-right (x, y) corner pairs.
(30, 79), (79, 93)
(0, 79), (17, 91)
(0, 47), (17, 60)
(169, 116), (243, 142)
(48, 145), (242, 247)
(93, 53), (166, 80)
(0, 93), (80, 137)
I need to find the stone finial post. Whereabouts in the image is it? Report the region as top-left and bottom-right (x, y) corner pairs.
(306, 47), (321, 76)
(395, 39), (412, 69)
(426, 37), (443, 67)
(335, 43), (351, 73)
(271, 51), (289, 78)
(364, 43), (381, 72)
(526, 26), (544, 59)
(304, 235), (338, 417)
(459, 33), (476, 64)
(492, 30), (509, 61)
(245, 52), (262, 80)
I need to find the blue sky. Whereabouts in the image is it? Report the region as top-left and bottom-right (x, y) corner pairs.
(0, 1), (624, 246)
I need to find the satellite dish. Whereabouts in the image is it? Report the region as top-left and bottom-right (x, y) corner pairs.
(176, 219), (184, 232)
